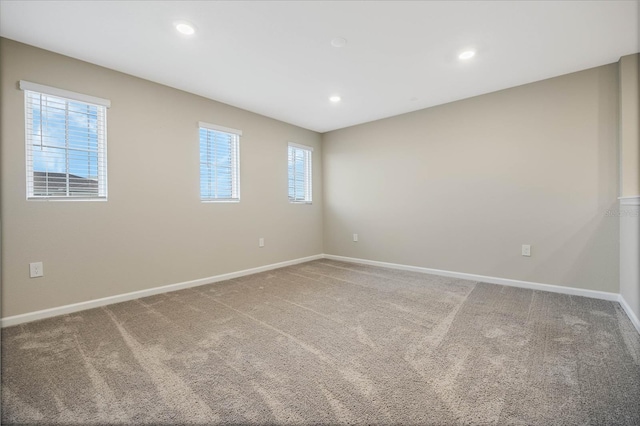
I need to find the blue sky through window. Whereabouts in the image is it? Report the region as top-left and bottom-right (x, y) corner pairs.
(30, 94), (100, 179)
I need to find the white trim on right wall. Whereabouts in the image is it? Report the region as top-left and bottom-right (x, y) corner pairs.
(619, 199), (640, 334)
(619, 195), (640, 205)
(619, 295), (640, 334)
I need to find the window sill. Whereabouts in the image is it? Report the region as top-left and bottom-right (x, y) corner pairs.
(201, 199), (240, 203)
(27, 197), (108, 202)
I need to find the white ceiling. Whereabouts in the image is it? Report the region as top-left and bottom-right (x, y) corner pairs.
(0, 1), (638, 133)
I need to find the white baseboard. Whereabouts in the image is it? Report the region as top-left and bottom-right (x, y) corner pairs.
(1, 254), (323, 328)
(618, 295), (640, 334)
(322, 254), (620, 301)
(4, 253), (635, 334)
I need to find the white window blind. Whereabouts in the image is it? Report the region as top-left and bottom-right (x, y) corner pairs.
(199, 123), (241, 201)
(22, 82), (108, 200)
(288, 143), (312, 203)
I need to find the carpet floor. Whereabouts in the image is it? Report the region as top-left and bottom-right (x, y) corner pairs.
(2, 259), (640, 425)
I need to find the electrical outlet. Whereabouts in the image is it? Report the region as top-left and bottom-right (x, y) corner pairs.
(29, 262), (44, 278)
(522, 245), (531, 257)
(259, 238), (265, 248)
(353, 233), (358, 242)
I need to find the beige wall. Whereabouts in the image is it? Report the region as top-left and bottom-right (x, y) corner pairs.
(619, 54), (640, 197)
(0, 38), (323, 317)
(323, 64), (620, 293)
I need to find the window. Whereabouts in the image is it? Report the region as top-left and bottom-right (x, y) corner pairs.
(288, 142), (313, 203)
(21, 81), (109, 199)
(199, 122), (241, 202)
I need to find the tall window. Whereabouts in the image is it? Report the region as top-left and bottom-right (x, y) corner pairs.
(199, 122), (241, 202)
(288, 143), (312, 203)
(21, 81), (109, 199)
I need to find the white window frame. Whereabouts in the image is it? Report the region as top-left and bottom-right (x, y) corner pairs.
(288, 142), (313, 204)
(21, 80), (109, 201)
(199, 121), (241, 203)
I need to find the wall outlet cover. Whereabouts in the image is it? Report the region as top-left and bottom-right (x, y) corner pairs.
(29, 262), (44, 278)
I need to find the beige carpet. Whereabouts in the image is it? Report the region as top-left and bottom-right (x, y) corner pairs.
(2, 259), (640, 425)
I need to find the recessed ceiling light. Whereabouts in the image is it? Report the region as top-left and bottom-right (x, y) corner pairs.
(175, 21), (196, 36)
(329, 95), (341, 103)
(458, 50), (476, 60)
(331, 37), (347, 48)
